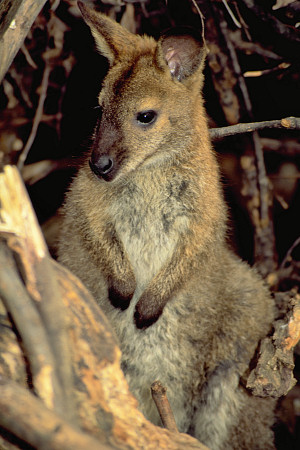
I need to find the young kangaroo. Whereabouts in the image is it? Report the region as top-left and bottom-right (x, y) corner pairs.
(58, 3), (275, 448)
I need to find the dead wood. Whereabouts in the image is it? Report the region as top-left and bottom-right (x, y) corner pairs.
(0, 165), (74, 420)
(0, 243), (68, 416)
(151, 381), (179, 433)
(204, 5), (241, 125)
(240, 0), (300, 58)
(0, 1), (23, 39)
(207, 0), (277, 277)
(247, 292), (300, 397)
(209, 117), (300, 140)
(17, 62), (51, 170)
(0, 0), (48, 83)
(0, 376), (112, 450)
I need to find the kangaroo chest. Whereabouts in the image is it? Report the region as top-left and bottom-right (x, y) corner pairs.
(111, 175), (190, 290)
(105, 175), (198, 430)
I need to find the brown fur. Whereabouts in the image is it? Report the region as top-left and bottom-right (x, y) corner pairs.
(58, 3), (275, 448)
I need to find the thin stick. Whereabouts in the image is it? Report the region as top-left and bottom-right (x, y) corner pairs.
(243, 62), (290, 78)
(21, 43), (38, 69)
(222, 0), (241, 28)
(209, 116), (300, 140)
(151, 381), (178, 433)
(280, 237), (300, 270)
(190, 0), (207, 51)
(211, 2), (277, 275)
(17, 62), (51, 170)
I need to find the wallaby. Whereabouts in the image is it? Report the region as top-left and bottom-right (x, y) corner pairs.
(58, 3), (276, 448)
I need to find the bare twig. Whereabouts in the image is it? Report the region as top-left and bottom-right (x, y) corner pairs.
(230, 30), (283, 61)
(209, 117), (300, 140)
(22, 157), (76, 185)
(21, 43), (38, 69)
(17, 62), (51, 170)
(243, 62), (291, 78)
(7, 67), (33, 109)
(190, 0), (207, 51)
(240, 0), (300, 52)
(211, 2), (277, 275)
(232, 4), (251, 40)
(222, 0), (241, 28)
(151, 381), (178, 433)
(252, 131), (269, 224)
(280, 237), (300, 270)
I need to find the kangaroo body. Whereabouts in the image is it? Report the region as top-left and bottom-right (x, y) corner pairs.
(58, 4), (275, 448)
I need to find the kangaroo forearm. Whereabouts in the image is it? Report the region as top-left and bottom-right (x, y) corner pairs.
(82, 224), (136, 307)
(101, 245), (136, 309)
(135, 240), (195, 328)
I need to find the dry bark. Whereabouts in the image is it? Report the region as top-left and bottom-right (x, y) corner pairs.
(0, 0), (48, 83)
(210, 117), (300, 140)
(247, 292), (300, 397)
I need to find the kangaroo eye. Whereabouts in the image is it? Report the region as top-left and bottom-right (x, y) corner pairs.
(136, 110), (157, 126)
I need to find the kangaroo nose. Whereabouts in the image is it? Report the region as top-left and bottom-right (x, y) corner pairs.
(89, 155), (114, 179)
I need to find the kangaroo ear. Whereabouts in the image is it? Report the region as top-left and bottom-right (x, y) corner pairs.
(78, 1), (138, 65)
(156, 27), (206, 82)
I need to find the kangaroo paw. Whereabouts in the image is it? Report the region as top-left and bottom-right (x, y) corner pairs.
(134, 293), (164, 329)
(108, 279), (135, 310)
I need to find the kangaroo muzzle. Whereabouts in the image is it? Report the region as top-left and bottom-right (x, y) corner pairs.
(89, 154), (115, 181)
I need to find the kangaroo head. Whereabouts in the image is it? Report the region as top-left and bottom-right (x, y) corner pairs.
(78, 2), (207, 182)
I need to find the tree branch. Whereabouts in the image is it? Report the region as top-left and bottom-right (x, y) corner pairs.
(151, 381), (178, 433)
(0, 243), (65, 414)
(209, 1), (277, 276)
(0, 165), (74, 420)
(209, 117), (300, 140)
(0, 376), (112, 450)
(0, 0), (48, 83)
(17, 62), (51, 170)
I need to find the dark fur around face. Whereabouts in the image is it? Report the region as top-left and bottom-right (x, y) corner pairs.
(58, 3), (276, 448)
